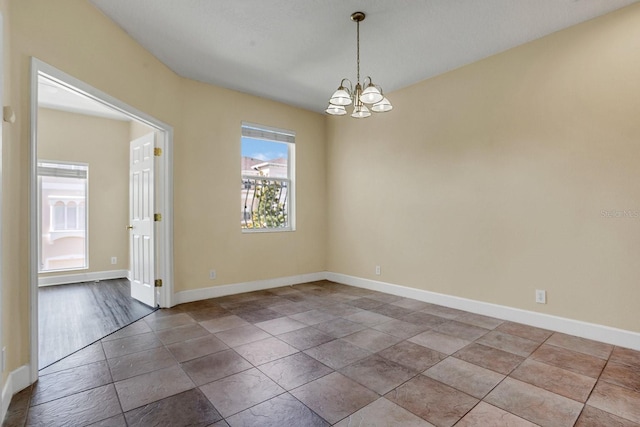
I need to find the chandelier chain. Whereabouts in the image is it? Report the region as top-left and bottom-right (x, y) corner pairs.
(356, 19), (360, 84)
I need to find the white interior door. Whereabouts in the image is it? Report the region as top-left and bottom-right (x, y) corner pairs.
(129, 133), (156, 307)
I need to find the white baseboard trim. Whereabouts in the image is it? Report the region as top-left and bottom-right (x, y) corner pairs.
(38, 270), (129, 287)
(326, 272), (640, 351)
(1, 365), (30, 423)
(170, 270), (639, 350)
(173, 272), (326, 305)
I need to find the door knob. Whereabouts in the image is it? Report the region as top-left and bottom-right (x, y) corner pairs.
(126, 225), (134, 230)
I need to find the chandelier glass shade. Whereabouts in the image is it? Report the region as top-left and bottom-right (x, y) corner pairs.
(326, 12), (392, 118)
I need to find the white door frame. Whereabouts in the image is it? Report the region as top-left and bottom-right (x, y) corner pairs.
(0, 10), (5, 415)
(29, 58), (174, 382)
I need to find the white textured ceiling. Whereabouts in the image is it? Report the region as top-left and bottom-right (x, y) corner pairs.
(88, 0), (638, 113)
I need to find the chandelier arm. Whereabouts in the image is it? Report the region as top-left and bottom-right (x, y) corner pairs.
(340, 78), (353, 94)
(363, 76), (383, 92)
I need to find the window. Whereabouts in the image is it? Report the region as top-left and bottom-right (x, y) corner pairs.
(38, 162), (89, 272)
(241, 123), (295, 231)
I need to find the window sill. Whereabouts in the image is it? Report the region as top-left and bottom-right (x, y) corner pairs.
(39, 266), (89, 274)
(242, 227), (295, 234)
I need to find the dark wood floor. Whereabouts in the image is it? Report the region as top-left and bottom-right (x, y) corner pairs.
(38, 278), (155, 369)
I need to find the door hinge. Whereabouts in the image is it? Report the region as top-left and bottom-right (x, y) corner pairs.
(154, 213), (162, 222)
(154, 147), (162, 157)
(154, 279), (163, 288)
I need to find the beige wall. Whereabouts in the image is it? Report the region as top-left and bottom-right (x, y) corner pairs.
(129, 120), (154, 142)
(1, 0), (327, 389)
(327, 4), (640, 333)
(175, 79), (326, 289)
(1, 0), (17, 387)
(37, 108), (130, 276)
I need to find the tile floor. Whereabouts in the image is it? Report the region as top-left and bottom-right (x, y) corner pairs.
(3, 280), (640, 426)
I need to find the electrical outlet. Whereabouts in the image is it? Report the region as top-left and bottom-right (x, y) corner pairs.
(111, 256), (117, 265)
(209, 270), (216, 280)
(375, 265), (381, 276)
(535, 289), (547, 304)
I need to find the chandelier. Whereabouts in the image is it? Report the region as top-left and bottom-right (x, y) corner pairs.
(326, 12), (393, 118)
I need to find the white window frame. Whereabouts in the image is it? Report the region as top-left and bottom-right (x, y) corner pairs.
(241, 122), (296, 233)
(37, 160), (89, 272)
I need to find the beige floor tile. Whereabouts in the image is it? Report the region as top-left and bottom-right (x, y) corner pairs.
(166, 334), (228, 363)
(199, 368), (284, 417)
(181, 349), (252, 386)
(477, 330), (540, 357)
(600, 361), (640, 392)
(408, 330), (470, 355)
(107, 347), (176, 382)
(575, 405), (640, 427)
(345, 311), (394, 326)
(456, 312), (504, 329)
(495, 321), (553, 343)
(255, 317), (307, 335)
(214, 324), (271, 347)
(485, 377), (584, 427)
(510, 358), (596, 402)
(312, 318), (367, 338)
(290, 309), (338, 325)
(144, 313), (196, 331)
(433, 320), (490, 342)
(334, 397), (435, 427)
(385, 375), (478, 427)
(424, 357), (504, 399)
(102, 332), (162, 359)
(154, 323), (210, 345)
(420, 303), (467, 320)
(546, 333), (613, 360)
(390, 298), (431, 312)
(291, 372), (378, 424)
(372, 319), (428, 339)
(341, 329), (403, 352)
(114, 365), (195, 412)
(27, 384), (122, 427)
(304, 339), (370, 370)
(456, 402), (538, 427)
(124, 388), (222, 427)
(610, 346), (640, 370)
(234, 337), (299, 366)
(226, 393), (328, 427)
(340, 355), (417, 394)
(587, 380), (640, 423)
(531, 344), (607, 378)
(453, 343), (525, 375)
(378, 341), (446, 372)
(199, 315), (250, 333)
(258, 352), (332, 390)
(276, 326), (334, 350)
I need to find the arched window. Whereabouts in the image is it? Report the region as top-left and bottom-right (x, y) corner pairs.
(53, 202), (65, 230)
(67, 201), (77, 230)
(39, 161), (89, 272)
(78, 202), (86, 229)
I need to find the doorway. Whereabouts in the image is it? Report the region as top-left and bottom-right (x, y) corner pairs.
(29, 59), (174, 378)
